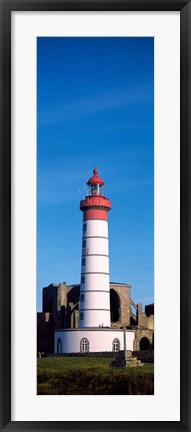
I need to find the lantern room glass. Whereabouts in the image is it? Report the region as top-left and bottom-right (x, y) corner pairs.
(89, 184), (103, 196)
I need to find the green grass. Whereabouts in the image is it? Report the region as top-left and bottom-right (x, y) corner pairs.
(37, 356), (154, 395)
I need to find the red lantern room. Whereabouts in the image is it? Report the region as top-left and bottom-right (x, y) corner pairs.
(87, 168), (104, 196)
(80, 169), (111, 221)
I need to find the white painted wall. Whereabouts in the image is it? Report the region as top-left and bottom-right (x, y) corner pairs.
(79, 310), (110, 327)
(80, 273), (110, 291)
(81, 291), (110, 310)
(55, 329), (135, 353)
(82, 237), (109, 256)
(83, 219), (108, 238)
(80, 218), (110, 327)
(82, 255), (109, 273)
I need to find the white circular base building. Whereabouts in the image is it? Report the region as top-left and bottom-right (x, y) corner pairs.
(55, 328), (135, 354)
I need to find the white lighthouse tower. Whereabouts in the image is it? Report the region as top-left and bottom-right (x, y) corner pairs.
(54, 168), (135, 354)
(79, 168), (111, 328)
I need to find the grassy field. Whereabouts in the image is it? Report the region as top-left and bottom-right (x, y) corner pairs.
(37, 356), (154, 395)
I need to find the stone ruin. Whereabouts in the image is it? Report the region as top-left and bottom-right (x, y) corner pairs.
(110, 350), (144, 368)
(38, 282), (154, 354)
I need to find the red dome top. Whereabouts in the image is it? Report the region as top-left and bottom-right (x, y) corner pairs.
(87, 168), (104, 186)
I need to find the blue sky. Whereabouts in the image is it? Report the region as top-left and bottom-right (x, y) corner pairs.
(37, 37), (154, 312)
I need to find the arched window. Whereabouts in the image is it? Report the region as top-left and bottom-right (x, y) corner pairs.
(112, 338), (120, 352)
(57, 337), (62, 354)
(80, 337), (89, 353)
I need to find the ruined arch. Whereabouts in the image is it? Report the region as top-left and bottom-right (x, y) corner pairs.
(139, 337), (150, 350)
(110, 289), (121, 322)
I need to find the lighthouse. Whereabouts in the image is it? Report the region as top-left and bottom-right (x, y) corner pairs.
(54, 168), (135, 354)
(79, 169), (111, 328)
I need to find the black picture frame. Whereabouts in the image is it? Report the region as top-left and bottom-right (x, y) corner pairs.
(0, 1), (190, 431)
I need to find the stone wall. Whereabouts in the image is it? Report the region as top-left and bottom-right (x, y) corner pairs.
(57, 283), (68, 310)
(110, 283), (131, 326)
(147, 315), (154, 330)
(135, 328), (154, 351)
(136, 303), (154, 330)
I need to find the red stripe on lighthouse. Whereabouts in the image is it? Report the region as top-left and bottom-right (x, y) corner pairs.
(83, 209), (108, 221)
